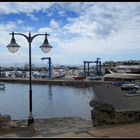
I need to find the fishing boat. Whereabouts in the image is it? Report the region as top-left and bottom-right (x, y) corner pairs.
(0, 82), (5, 90)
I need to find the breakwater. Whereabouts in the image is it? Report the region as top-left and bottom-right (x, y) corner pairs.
(0, 78), (103, 87)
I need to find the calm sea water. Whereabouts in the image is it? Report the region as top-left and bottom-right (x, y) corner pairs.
(0, 83), (94, 121)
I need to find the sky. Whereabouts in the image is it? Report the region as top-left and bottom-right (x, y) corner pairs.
(0, 2), (140, 67)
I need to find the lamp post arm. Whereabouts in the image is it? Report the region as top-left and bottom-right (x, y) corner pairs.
(9, 32), (29, 41)
(9, 32), (50, 43)
(31, 33), (50, 41)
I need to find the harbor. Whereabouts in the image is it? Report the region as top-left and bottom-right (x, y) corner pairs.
(1, 2), (140, 138)
(1, 79), (140, 137)
(1, 59), (140, 137)
(0, 81), (94, 120)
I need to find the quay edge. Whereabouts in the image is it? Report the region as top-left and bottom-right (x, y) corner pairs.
(0, 77), (104, 87)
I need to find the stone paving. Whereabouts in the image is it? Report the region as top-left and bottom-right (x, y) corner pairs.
(1, 117), (140, 138)
(53, 122), (140, 138)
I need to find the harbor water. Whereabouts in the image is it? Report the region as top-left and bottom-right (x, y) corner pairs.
(0, 83), (94, 121)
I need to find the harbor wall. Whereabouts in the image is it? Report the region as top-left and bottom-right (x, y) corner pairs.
(90, 100), (140, 126)
(0, 77), (103, 87)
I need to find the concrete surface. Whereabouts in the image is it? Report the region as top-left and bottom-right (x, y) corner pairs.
(1, 118), (140, 138)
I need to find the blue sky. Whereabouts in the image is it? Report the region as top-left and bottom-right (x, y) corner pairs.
(0, 2), (140, 66)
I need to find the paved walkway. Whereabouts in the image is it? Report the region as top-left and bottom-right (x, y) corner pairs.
(52, 122), (140, 138)
(92, 82), (140, 111)
(1, 122), (140, 138)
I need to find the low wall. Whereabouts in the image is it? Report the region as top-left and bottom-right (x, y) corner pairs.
(0, 77), (103, 88)
(0, 114), (27, 135)
(90, 99), (140, 126)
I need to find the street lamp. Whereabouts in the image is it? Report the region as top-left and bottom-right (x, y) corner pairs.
(6, 32), (52, 126)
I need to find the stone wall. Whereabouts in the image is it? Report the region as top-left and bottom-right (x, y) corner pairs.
(0, 114), (27, 135)
(90, 99), (140, 126)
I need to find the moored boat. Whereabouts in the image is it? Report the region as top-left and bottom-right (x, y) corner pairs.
(0, 82), (5, 90)
(121, 83), (136, 90)
(73, 72), (86, 80)
(102, 70), (140, 82)
(125, 93), (139, 97)
(86, 76), (102, 81)
(73, 76), (86, 80)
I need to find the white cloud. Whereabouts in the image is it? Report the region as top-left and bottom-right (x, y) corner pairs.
(1, 2), (140, 65)
(0, 2), (54, 14)
(50, 19), (60, 29)
(17, 19), (24, 24)
(63, 2), (140, 40)
(38, 19), (62, 40)
(26, 13), (38, 21)
(38, 27), (52, 34)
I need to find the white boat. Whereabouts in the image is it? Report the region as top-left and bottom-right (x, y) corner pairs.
(125, 92), (139, 97)
(0, 82), (5, 90)
(86, 76), (102, 81)
(102, 70), (140, 82)
(124, 88), (140, 97)
(73, 71), (86, 80)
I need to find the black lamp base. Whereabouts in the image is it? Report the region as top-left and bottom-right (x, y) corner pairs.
(28, 116), (34, 126)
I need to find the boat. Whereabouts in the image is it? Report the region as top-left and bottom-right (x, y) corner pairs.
(125, 93), (139, 97)
(73, 71), (86, 81)
(102, 70), (140, 82)
(124, 88), (140, 97)
(121, 83), (136, 90)
(52, 74), (65, 79)
(86, 76), (102, 81)
(125, 91), (140, 97)
(73, 76), (86, 80)
(136, 90), (140, 94)
(134, 85), (140, 89)
(111, 81), (131, 86)
(0, 82), (5, 90)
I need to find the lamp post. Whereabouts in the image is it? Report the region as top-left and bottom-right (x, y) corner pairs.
(6, 32), (52, 126)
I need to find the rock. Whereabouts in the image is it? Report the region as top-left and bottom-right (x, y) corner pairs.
(90, 100), (140, 126)
(90, 99), (115, 113)
(91, 109), (101, 126)
(8, 121), (18, 129)
(91, 109), (115, 126)
(0, 115), (11, 126)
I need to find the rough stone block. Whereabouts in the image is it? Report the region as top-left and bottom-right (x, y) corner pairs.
(0, 115), (11, 126)
(90, 100), (115, 113)
(90, 100), (140, 126)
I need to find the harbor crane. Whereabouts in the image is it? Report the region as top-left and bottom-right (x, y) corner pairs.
(83, 58), (101, 76)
